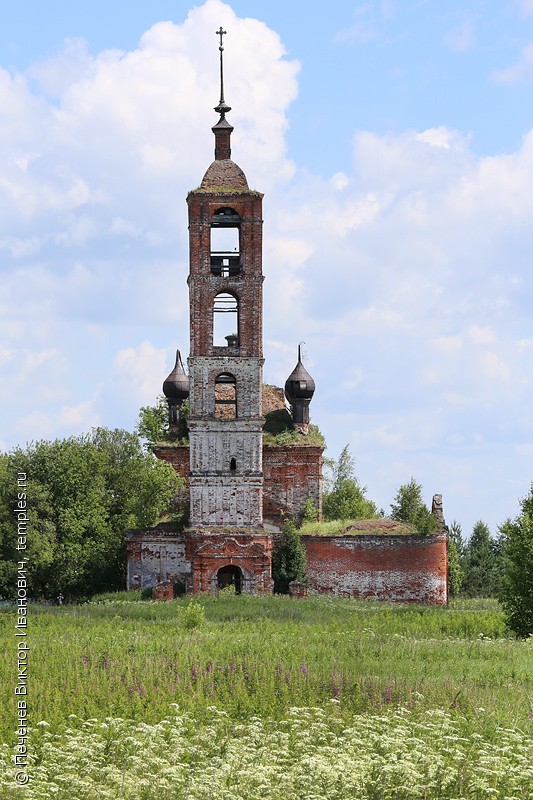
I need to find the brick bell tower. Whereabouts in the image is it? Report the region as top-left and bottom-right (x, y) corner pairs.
(184, 28), (272, 594)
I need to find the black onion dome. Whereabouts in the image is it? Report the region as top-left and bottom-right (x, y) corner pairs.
(284, 345), (316, 404)
(163, 350), (189, 400)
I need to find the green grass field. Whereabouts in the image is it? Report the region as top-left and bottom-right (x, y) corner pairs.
(1, 594), (531, 799)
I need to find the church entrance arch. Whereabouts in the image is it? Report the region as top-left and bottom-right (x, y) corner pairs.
(217, 565), (242, 594)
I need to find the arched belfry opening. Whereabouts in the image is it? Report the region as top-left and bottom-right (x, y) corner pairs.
(210, 207), (241, 277)
(217, 565), (242, 593)
(213, 292), (239, 347)
(214, 372), (237, 419)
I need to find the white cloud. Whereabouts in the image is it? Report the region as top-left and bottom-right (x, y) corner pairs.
(1, 1), (533, 535)
(331, 172), (349, 190)
(416, 127), (465, 150)
(20, 397), (100, 441)
(27, 38), (93, 98)
(491, 41), (533, 84)
(0, 0), (299, 263)
(469, 326), (496, 345)
(114, 342), (171, 405)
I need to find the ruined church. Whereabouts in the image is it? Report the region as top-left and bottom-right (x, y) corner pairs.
(126, 32), (448, 603)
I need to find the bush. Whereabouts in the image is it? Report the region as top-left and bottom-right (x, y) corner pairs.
(300, 498), (318, 525)
(180, 599), (205, 630)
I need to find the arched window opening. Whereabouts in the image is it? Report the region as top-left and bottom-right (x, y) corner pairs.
(213, 293), (238, 347)
(210, 207), (241, 277)
(230, 457), (237, 472)
(214, 373), (237, 420)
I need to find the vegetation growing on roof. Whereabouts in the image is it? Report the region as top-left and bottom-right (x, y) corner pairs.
(299, 518), (415, 536)
(262, 423), (325, 447)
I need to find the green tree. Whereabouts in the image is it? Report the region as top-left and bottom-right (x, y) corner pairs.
(272, 520), (307, 594)
(323, 445), (380, 522)
(136, 396), (189, 449)
(447, 521), (464, 598)
(448, 519), (466, 558)
(136, 395), (169, 449)
(390, 478), (437, 534)
(461, 521), (501, 598)
(499, 486), (533, 637)
(0, 428), (180, 600)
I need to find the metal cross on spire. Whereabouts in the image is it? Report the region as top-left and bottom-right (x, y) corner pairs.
(215, 26), (231, 118)
(216, 26), (226, 50)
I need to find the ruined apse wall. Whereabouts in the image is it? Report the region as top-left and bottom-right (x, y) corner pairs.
(153, 442), (323, 525)
(302, 533), (448, 604)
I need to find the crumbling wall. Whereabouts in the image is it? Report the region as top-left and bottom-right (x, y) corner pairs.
(263, 444), (323, 525)
(302, 533), (447, 604)
(154, 442), (323, 526)
(126, 525), (191, 591)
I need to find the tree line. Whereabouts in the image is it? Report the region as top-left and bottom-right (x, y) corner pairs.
(0, 428), (180, 601)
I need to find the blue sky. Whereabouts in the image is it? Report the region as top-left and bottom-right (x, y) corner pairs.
(1, 0), (533, 537)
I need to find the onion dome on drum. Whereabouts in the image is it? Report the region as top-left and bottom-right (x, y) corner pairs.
(163, 349), (189, 427)
(284, 345), (316, 433)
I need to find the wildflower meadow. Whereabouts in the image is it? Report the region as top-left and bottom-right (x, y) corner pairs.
(1, 594), (531, 798)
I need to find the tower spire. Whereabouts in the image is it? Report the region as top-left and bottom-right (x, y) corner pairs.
(212, 26), (234, 160)
(215, 26), (231, 119)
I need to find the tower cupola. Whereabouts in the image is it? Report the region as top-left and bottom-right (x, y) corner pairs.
(285, 345), (316, 434)
(162, 349), (189, 428)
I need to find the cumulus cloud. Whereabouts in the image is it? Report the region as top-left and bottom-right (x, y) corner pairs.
(0, 0), (298, 445)
(114, 342), (172, 405)
(262, 120), (533, 532)
(1, 1), (533, 533)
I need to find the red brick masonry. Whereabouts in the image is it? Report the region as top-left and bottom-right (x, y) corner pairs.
(154, 442), (323, 525)
(127, 526), (447, 604)
(303, 533), (448, 605)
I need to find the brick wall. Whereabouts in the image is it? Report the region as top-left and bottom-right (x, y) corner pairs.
(187, 191), (264, 359)
(302, 533), (448, 604)
(153, 445), (189, 474)
(127, 526), (447, 603)
(154, 442), (323, 525)
(263, 445), (323, 525)
(126, 525), (190, 591)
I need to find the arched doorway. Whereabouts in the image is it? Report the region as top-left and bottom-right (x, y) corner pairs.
(217, 565), (242, 594)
